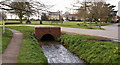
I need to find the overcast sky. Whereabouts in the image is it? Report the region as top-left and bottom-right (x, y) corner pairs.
(40, 0), (119, 12)
(1, 0), (119, 19)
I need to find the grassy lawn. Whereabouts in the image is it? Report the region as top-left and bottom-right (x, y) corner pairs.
(59, 34), (119, 64)
(5, 20), (116, 30)
(92, 22), (115, 26)
(6, 26), (48, 63)
(2, 29), (13, 53)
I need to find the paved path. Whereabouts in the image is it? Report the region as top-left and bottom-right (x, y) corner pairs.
(2, 29), (23, 63)
(1, 24), (119, 40)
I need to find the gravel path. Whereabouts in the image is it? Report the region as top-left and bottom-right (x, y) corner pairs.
(2, 29), (23, 63)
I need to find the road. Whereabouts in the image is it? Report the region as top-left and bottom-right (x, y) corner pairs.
(61, 24), (119, 40)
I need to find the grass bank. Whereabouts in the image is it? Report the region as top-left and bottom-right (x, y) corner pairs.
(6, 26), (48, 63)
(2, 29), (13, 53)
(59, 34), (119, 64)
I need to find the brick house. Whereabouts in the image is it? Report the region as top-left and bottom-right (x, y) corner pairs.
(68, 14), (81, 21)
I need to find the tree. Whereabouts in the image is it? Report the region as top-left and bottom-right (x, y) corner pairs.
(10, 2), (28, 23)
(63, 11), (70, 21)
(24, 2), (36, 21)
(41, 13), (48, 21)
(75, 0), (91, 25)
(88, 1), (116, 28)
(0, 1), (47, 23)
(0, 1), (35, 23)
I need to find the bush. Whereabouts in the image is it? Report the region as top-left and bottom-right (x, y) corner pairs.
(77, 23), (81, 26)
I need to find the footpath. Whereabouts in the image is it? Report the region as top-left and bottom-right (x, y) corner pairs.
(2, 29), (23, 63)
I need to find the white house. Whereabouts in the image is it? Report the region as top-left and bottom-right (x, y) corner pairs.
(48, 12), (60, 20)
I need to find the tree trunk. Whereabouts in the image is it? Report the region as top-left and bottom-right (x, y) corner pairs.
(84, 20), (86, 25)
(89, 21), (92, 28)
(84, 17), (86, 25)
(99, 21), (101, 28)
(19, 11), (23, 24)
(20, 17), (22, 24)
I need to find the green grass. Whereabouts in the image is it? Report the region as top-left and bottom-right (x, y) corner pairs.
(0, 27), (1, 54)
(2, 29), (13, 53)
(59, 34), (119, 64)
(6, 26), (48, 63)
(92, 22), (115, 26)
(5, 20), (106, 30)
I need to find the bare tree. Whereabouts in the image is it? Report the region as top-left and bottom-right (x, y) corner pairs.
(88, 1), (115, 28)
(74, 0), (91, 25)
(0, 1), (49, 23)
(63, 11), (70, 21)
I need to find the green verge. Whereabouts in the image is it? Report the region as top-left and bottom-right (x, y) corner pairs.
(5, 20), (105, 30)
(2, 29), (13, 53)
(6, 26), (48, 63)
(59, 34), (119, 64)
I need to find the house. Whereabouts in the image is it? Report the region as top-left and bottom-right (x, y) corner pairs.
(48, 12), (61, 21)
(68, 14), (81, 21)
(112, 16), (120, 23)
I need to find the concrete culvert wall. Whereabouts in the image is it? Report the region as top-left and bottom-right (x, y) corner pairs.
(41, 34), (55, 42)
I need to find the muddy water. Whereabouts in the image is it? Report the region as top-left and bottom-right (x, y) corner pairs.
(40, 42), (86, 65)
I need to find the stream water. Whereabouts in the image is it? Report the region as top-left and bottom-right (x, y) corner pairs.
(40, 42), (86, 65)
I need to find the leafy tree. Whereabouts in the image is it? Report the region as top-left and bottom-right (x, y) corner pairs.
(41, 13), (48, 21)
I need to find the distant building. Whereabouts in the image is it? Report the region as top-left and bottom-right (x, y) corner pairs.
(68, 14), (81, 21)
(112, 16), (119, 22)
(48, 12), (60, 20)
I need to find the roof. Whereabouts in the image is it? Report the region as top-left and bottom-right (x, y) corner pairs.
(49, 12), (60, 15)
(69, 14), (78, 16)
